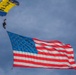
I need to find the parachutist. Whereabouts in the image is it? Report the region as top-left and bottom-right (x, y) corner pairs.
(3, 19), (6, 29)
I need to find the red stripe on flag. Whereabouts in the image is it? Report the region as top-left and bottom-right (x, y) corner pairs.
(14, 53), (72, 63)
(14, 59), (70, 67)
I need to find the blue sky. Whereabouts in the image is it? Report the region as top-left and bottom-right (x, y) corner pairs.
(0, 0), (76, 75)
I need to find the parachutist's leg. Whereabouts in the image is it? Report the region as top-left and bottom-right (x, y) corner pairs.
(4, 26), (6, 29)
(3, 25), (6, 29)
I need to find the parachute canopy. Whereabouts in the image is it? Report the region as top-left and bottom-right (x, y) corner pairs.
(0, 0), (19, 16)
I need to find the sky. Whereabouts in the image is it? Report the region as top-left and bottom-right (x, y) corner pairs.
(0, 0), (76, 75)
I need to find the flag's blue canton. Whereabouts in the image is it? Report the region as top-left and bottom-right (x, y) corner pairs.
(7, 31), (38, 54)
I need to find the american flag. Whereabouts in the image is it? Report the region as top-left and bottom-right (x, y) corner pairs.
(7, 31), (76, 69)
